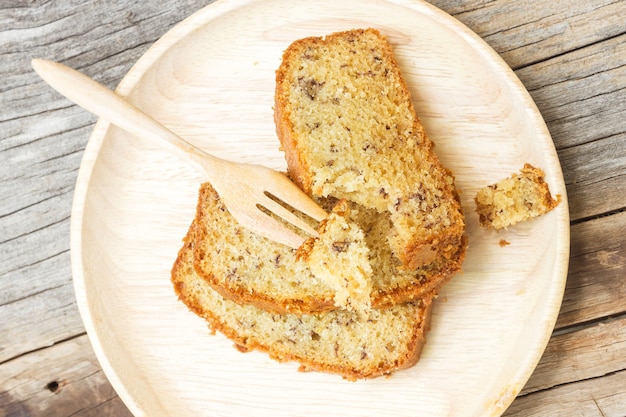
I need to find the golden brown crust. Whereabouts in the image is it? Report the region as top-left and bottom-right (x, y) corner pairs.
(293, 300), (433, 381)
(274, 67), (313, 194)
(475, 163), (560, 229)
(172, 223), (435, 381)
(191, 183), (336, 315)
(209, 304), (432, 381)
(396, 168), (465, 270)
(169, 28), (469, 381)
(274, 28), (466, 271)
(372, 234), (467, 307)
(191, 181), (465, 313)
(519, 164), (561, 210)
(189, 28), (466, 316)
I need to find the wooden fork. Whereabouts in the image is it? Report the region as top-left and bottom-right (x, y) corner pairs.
(32, 59), (327, 249)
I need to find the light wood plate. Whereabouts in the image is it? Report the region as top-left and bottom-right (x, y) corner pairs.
(70, 1), (570, 416)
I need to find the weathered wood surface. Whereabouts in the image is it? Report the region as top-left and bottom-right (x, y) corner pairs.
(1, 1), (624, 416)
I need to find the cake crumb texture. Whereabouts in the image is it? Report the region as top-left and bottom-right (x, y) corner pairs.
(171, 28), (472, 380)
(475, 163), (560, 229)
(172, 223), (433, 381)
(274, 28), (466, 271)
(297, 199), (373, 313)
(192, 182), (464, 314)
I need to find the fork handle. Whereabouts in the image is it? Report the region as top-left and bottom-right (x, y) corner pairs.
(31, 59), (230, 177)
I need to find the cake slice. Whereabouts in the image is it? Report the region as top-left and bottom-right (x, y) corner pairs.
(474, 163), (560, 229)
(274, 28), (466, 271)
(192, 182), (465, 314)
(297, 199), (373, 313)
(173, 221), (434, 381)
(192, 182), (335, 314)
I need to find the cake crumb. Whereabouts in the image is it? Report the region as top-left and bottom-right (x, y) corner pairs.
(298, 200), (373, 313)
(475, 164), (560, 230)
(499, 239), (510, 247)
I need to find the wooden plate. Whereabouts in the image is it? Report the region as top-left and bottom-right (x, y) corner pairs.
(70, 0), (570, 416)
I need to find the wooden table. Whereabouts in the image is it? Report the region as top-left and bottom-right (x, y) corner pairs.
(1, 1), (624, 416)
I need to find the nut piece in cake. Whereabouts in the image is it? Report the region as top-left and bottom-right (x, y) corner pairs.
(474, 164), (560, 230)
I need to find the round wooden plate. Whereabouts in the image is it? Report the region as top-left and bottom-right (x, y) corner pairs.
(70, 0), (570, 416)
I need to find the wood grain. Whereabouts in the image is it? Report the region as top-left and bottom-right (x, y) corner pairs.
(0, 334), (131, 417)
(0, 1), (214, 417)
(69, 1), (570, 416)
(504, 369), (626, 417)
(1, 0), (624, 416)
(515, 34), (626, 222)
(557, 210), (626, 328)
(431, 0), (626, 69)
(523, 314), (626, 395)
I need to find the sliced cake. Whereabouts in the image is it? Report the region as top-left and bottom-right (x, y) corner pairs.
(274, 28), (466, 271)
(173, 222), (434, 381)
(192, 182), (465, 314)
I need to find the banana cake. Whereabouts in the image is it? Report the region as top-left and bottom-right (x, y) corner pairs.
(274, 28), (466, 271)
(173, 221), (434, 381)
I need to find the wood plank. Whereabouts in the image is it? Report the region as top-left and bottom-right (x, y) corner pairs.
(0, 2), (217, 414)
(0, 283), (85, 363)
(522, 314), (626, 395)
(0, 0), (215, 356)
(0, 196), (74, 304)
(0, 1), (624, 416)
(514, 35), (626, 221)
(431, 0), (626, 69)
(558, 135), (626, 222)
(504, 369), (626, 417)
(70, 397), (132, 417)
(507, 314), (626, 415)
(556, 210), (626, 328)
(0, 1), (213, 416)
(517, 33), (626, 150)
(0, 334), (132, 417)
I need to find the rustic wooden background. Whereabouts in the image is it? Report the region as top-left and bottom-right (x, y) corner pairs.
(1, 1), (625, 416)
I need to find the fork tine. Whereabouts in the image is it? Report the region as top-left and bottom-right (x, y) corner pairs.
(261, 217), (309, 249)
(230, 207), (308, 249)
(263, 171), (328, 222)
(259, 195), (321, 239)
